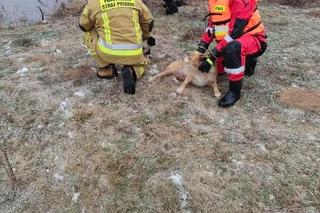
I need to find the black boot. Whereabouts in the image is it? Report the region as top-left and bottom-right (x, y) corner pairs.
(218, 80), (242, 108)
(121, 66), (137, 95)
(164, 0), (178, 15)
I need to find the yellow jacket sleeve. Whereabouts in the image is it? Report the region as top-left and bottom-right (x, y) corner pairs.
(79, 5), (94, 32)
(137, 0), (153, 40)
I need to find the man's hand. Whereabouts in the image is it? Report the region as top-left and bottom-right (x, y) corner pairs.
(197, 41), (209, 54)
(199, 58), (214, 73)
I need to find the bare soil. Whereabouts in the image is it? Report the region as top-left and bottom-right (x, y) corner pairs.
(1, 0), (320, 212)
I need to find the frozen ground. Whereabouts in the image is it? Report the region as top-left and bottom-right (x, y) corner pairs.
(0, 1), (320, 212)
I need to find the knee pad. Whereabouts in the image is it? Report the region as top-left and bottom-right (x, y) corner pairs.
(222, 41), (241, 57)
(222, 41), (242, 69)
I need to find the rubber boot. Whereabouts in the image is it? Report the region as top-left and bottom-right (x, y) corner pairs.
(97, 64), (117, 79)
(164, 0), (178, 15)
(121, 66), (137, 95)
(218, 80), (242, 108)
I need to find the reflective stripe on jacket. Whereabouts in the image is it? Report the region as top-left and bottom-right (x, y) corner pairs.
(80, 0), (153, 57)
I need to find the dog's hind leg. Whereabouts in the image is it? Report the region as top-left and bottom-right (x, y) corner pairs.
(176, 73), (193, 94)
(149, 67), (177, 82)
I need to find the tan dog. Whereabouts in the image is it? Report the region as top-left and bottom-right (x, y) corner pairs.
(149, 51), (221, 97)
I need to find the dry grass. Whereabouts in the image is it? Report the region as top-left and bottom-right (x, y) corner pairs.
(0, 1), (320, 212)
(52, 0), (87, 17)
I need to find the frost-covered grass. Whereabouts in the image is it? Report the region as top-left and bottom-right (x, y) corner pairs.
(0, 1), (320, 212)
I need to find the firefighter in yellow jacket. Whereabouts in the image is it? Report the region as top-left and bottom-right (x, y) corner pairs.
(79, 0), (154, 94)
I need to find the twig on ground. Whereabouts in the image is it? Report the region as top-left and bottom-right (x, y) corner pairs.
(0, 143), (17, 188)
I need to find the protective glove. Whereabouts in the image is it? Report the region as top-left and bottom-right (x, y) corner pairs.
(147, 36), (156, 46)
(197, 41), (209, 54)
(199, 58), (214, 73)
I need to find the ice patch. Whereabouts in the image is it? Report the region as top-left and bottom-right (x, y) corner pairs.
(16, 67), (29, 76)
(169, 172), (191, 213)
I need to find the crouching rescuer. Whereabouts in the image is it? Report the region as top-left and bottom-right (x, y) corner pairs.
(79, 0), (154, 94)
(197, 0), (267, 107)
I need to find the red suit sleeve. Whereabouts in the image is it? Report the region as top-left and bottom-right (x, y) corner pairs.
(200, 21), (215, 44)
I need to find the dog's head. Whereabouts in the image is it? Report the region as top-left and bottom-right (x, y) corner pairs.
(184, 51), (206, 68)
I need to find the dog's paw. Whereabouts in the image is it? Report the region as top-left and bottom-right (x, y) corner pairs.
(176, 87), (184, 94)
(215, 92), (221, 97)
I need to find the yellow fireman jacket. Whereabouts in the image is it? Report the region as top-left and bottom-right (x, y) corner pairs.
(80, 0), (153, 65)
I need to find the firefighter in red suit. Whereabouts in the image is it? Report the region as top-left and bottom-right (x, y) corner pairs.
(197, 0), (267, 107)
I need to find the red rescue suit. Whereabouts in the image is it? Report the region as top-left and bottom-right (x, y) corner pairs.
(200, 0), (267, 81)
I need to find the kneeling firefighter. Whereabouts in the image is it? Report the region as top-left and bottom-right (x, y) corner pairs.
(197, 0), (267, 107)
(79, 0), (154, 95)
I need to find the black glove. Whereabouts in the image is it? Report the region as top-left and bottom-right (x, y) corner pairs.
(197, 41), (209, 54)
(199, 58), (214, 73)
(147, 36), (156, 46)
(164, 0), (178, 15)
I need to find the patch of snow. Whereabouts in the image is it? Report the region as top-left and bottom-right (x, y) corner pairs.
(54, 173), (64, 181)
(149, 64), (159, 75)
(269, 194), (275, 200)
(219, 118), (225, 124)
(16, 67), (29, 76)
(232, 159), (244, 168)
(169, 172), (191, 213)
(60, 99), (72, 118)
(74, 90), (86, 97)
(55, 49), (62, 54)
(257, 144), (267, 152)
(68, 132), (74, 139)
(72, 192), (80, 203)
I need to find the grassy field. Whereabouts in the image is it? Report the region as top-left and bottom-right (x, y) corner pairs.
(0, 0), (320, 212)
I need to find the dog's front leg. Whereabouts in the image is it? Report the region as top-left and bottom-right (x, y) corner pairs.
(176, 73), (193, 94)
(210, 81), (221, 97)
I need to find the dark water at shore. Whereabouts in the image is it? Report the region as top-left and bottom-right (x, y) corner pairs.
(0, 0), (66, 23)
